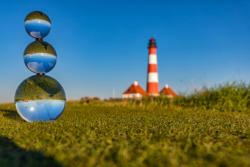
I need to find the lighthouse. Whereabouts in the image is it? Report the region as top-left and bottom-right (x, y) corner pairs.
(147, 37), (159, 96)
(122, 37), (178, 99)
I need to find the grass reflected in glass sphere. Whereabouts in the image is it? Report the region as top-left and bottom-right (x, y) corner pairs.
(24, 11), (51, 39)
(15, 75), (66, 122)
(24, 40), (57, 74)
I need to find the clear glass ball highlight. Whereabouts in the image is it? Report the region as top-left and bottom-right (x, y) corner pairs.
(24, 11), (51, 39)
(24, 40), (57, 74)
(15, 75), (66, 122)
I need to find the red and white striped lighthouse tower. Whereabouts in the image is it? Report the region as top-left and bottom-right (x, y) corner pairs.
(147, 37), (159, 96)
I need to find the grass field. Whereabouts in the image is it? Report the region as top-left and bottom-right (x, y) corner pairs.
(0, 84), (250, 167)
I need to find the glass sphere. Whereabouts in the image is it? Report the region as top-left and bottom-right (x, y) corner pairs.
(15, 75), (66, 122)
(24, 11), (51, 39)
(24, 40), (57, 74)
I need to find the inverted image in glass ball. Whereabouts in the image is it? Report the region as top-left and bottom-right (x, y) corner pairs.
(15, 75), (66, 122)
(25, 11), (51, 39)
(24, 40), (57, 74)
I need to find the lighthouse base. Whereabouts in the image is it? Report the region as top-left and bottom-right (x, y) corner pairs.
(148, 94), (159, 96)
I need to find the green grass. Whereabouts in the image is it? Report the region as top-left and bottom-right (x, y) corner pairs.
(15, 75), (66, 102)
(24, 41), (56, 55)
(25, 11), (51, 22)
(0, 84), (250, 167)
(128, 82), (250, 112)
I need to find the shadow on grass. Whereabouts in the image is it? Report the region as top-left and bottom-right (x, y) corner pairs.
(0, 109), (23, 121)
(0, 136), (63, 167)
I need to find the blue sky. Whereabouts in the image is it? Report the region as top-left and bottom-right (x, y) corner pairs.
(0, 0), (250, 102)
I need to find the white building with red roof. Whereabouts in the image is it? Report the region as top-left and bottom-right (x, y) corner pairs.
(160, 84), (178, 98)
(122, 81), (147, 99)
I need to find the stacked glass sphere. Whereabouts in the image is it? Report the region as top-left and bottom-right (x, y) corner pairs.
(15, 11), (66, 122)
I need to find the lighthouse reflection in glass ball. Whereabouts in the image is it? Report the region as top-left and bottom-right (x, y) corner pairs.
(15, 75), (66, 122)
(24, 11), (51, 39)
(24, 40), (57, 74)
